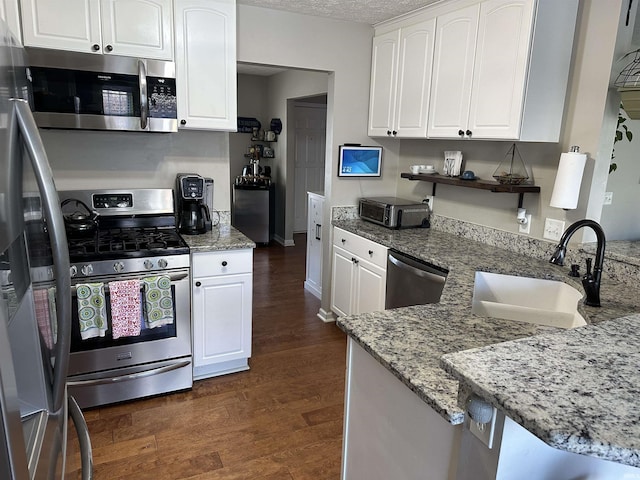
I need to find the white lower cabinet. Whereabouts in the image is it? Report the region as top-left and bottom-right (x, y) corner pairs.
(191, 249), (252, 380)
(342, 339), (462, 479)
(304, 192), (324, 299)
(331, 227), (387, 317)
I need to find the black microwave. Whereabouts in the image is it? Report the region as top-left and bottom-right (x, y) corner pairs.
(25, 48), (177, 133)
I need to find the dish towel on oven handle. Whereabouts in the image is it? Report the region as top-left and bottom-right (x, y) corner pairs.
(109, 279), (142, 339)
(142, 275), (174, 328)
(76, 283), (108, 340)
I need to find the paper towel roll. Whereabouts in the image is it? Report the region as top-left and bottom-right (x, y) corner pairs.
(550, 151), (587, 209)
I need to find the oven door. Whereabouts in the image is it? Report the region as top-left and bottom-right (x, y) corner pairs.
(67, 268), (192, 407)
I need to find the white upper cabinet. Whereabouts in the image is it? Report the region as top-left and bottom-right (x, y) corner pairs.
(429, 0), (535, 140)
(20, 0), (174, 59)
(373, 0), (578, 142)
(174, 0), (237, 131)
(0, 0), (22, 43)
(368, 18), (436, 138)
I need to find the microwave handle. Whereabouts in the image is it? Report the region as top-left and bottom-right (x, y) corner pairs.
(138, 60), (148, 130)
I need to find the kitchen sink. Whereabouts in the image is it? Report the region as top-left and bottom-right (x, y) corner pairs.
(471, 272), (586, 329)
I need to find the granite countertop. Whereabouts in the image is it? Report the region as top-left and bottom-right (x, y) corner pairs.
(181, 223), (255, 252)
(441, 314), (640, 468)
(581, 240), (640, 268)
(333, 219), (640, 460)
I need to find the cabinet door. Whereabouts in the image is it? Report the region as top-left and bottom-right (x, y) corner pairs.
(174, 0), (237, 131)
(0, 0), (22, 43)
(192, 272), (252, 368)
(394, 18), (436, 138)
(368, 29), (399, 137)
(20, 0), (102, 53)
(331, 245), (356, 317)
(354, 258), (386, 314)
(467, 0), (535, 139)
(427, 3), (479, 139)
(304, 194), (324, 298)
(100, 0), (173, 59)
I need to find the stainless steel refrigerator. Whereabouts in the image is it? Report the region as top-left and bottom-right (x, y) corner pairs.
(0, 20), (92, 479)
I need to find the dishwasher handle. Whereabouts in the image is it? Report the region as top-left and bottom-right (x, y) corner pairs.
(388, 252), (447, 284)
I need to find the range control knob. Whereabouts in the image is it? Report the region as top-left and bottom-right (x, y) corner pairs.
(144, 259), (154, 270)
(70, 265), (78, 277)
(81, 264), (93, 276)
(113, 261), (125, 273)
(158, 258), (168, 268)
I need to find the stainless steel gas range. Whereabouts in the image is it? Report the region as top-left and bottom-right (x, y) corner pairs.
(59, 189), (192, 408)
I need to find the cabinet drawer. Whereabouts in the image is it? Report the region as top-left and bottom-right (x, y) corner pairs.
(333, 227), (387, 269)
(192, 249), (253, 277)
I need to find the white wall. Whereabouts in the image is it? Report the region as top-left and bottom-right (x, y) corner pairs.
(237, 4), (389, 312)
(41, 129), (231, 211)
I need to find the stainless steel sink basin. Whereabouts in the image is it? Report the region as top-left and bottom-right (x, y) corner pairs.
(471, 272), (586, 329)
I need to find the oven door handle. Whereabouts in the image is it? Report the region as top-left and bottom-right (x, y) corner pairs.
(70, 271), (189, 294)
(67, 360), (191, 387)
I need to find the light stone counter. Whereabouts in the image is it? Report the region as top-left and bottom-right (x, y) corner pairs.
(441, 314), (640, 468)
(333, 219), (640, 464)
(181, 223), (255, 252)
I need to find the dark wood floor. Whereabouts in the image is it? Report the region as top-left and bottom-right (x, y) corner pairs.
(66, 233), (347, 479)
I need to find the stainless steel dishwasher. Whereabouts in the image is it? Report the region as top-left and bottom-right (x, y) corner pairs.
(385, 250), (448, 308)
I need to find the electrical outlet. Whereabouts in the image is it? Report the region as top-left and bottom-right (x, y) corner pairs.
(603, 191), (613, 205)
(469, 407), (498, 448)
(518, 214), (532, 234)
(544, 218), (565, 241)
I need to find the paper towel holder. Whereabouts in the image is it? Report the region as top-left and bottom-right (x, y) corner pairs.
(550, 145), (586, 210)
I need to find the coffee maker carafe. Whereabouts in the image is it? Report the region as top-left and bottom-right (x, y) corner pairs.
(176, 174), (212, 234)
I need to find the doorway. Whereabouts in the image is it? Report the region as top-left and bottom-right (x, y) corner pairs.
(292, 97), (327, 233)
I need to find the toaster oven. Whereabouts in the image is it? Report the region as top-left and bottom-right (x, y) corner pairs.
(359, 197), (430, 229)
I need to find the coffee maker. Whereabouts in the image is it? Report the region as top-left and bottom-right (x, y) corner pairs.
(175, 173), (212, 234)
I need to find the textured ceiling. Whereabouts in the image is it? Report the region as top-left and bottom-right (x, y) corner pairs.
(237, 0), (441, 25)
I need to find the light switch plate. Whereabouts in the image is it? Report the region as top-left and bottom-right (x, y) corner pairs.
(603, 192), (613, 205)
(544, 218), (565, 241)
(469, 407), (497, 448)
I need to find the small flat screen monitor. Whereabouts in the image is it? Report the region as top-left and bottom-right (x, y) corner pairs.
(338, 145), (382, 177)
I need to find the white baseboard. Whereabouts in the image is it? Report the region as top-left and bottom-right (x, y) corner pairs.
(273, 234), (295, 247)
(304, 280), (322, 299)
(317, 307), (337, 323)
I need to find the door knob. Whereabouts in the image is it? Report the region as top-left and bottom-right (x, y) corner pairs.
(221, 261), (228, 267)
(180, 119), (187, 125)
(105, 45), (113, 52)
(92, 44), (100, 51)
(458, 129), (465, 137)
(195, 281), (201, 287)
(465, 129), (472, 137)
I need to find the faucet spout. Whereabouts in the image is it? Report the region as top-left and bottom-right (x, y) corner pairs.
(549, 219), (605, 307)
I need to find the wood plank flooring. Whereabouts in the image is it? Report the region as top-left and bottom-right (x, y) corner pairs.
(65, 233), (346, 479)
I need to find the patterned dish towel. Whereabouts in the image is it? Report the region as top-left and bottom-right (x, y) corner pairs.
(76, 283), (108, 340)
(109, 279), (142, 339)
(142, 276), (174, 329)
(34, 288), (54, 350)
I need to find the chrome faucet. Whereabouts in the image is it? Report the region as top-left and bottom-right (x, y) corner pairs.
(549, 219), (605, 307)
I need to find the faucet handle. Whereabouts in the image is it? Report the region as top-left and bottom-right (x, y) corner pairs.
(584, 257), (593, 277)
(569, 264), (580, 277)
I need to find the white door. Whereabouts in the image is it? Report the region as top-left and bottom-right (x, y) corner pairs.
(293, 102), (327, 233)
(20, 0), (102, 53)
(467, 0), (535, 139)
(354, 259), (386, 314)
(368, 29), (399, 136)
(394, 18), (436, 138)
(192, 272), (252, 368)
(100, 0), (173, 59)
(1, 0), (22, 42)
(174, 0), (237, 130)
(331, 246), (356, 317)
(427, 3), (480, 138)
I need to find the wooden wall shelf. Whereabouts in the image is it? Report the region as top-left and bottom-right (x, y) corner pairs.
(400, 172), (540, 208)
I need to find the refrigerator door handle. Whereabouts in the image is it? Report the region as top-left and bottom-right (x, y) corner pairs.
(68, 395), (93, 480)
(12, 98), (72, 414)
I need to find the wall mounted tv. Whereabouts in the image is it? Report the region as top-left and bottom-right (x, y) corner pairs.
(338, 145), (382, 177)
